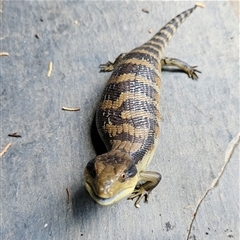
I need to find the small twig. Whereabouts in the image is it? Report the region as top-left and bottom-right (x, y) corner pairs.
(142, 8), (149, 14)
(0, 142), (12, 158)
(66, 188), (71, 204)
(8, 132), (22, 138)
(62, 107), (80, 111)
(186, 133), (240, 240)
(47, 61), (53, 77)
(0, 52), (9, 56)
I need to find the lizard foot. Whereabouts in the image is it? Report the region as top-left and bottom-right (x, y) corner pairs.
(99, 61), (114, 72)
(127, 186), (150, 208)
(186, 66), (201, 80)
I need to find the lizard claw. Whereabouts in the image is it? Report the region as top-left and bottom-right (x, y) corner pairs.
(187, 66), (201, 80)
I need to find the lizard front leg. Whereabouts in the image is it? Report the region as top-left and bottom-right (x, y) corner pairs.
(99, 53), (127, 72)
(161, 57), (201, 80)
(128, 171), (162, 208)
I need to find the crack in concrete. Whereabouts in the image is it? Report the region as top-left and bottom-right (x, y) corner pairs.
(186, 132), (240, 240)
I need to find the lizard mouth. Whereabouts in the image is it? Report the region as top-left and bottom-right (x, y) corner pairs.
(85, 181), (133, 206)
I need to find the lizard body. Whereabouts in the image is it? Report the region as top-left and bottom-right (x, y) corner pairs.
(84, 3), (204, 207)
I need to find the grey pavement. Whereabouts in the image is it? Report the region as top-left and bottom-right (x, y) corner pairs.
(0, 1), (239, 240)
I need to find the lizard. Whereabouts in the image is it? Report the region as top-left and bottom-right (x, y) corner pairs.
(84, 3), (204, 208)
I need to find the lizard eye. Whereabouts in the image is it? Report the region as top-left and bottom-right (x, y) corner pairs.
(86, 159), (96, 178)
(119, 164), (137, 182)
(119, 172), (126, 182)
(91, 169), (96, 178)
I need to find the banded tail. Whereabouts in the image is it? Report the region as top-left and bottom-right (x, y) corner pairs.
(135, 3), (205, 58)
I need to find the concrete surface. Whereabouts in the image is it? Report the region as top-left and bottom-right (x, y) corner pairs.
(0, 1), (239, 240)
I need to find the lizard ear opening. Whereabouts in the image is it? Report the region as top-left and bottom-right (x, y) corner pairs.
(126, 164), (137, 178)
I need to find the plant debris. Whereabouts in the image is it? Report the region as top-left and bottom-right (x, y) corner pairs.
(0, 52), (9, 56)
(47, 61), (53, 77)
(62, 107), (80, 111)
(66, 188), (71, 204)
(8, 132), (22, 138)
(0, 142), (11, 158)
(142, 8), (149, 14)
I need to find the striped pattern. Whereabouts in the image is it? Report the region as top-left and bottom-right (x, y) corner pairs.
(96, 5), (198, 165)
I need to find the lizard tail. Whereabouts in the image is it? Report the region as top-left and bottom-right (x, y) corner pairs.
(141, 3), (205, 57)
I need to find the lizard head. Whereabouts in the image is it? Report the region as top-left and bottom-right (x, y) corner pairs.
(84, 151), (138, 206)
